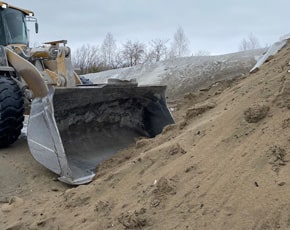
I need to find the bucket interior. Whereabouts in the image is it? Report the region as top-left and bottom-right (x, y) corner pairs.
(52, 85), (174, 178)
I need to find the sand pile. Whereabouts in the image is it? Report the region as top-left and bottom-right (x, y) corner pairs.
(1, 41), (290, 229)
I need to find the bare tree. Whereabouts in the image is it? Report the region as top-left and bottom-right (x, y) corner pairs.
(122, 40), (134, 67)
(101, 32), (116, 68)
(239, 33), (261, 51)
(170, 26), (190, 57)
(143, 50), (156, 64)
(122, 40), (146, 66)
(111, 49), (125, 69)
(72, 44), (100, 74)
(148, 38), (169, 62)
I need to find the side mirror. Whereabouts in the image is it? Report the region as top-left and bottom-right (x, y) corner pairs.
(35, 22), (39, 34)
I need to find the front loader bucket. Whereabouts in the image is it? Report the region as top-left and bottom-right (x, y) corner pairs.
(27, 84), (174, 185)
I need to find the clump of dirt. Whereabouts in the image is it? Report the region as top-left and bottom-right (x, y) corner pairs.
(167, 143), (186, 156)
(282, 118), (290, 129)
(118, 208), (147, 229)
(153, 177), (176, 195)
(149, 177), (177, 208)
(94, 200), (113, 217)
(244, 103), (270, 123)
(266, 145), (288, 173)
(141, 176), (177, 211)
(185, 101), (216, 120)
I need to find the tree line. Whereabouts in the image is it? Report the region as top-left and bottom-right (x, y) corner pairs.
(72, 26), (191, 74)
(72, 26), (262, 75)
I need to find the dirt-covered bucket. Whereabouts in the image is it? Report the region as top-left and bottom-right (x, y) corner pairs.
(27, 83), (174, 184)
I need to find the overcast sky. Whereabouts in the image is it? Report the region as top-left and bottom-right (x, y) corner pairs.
(7, 0), (290, 55)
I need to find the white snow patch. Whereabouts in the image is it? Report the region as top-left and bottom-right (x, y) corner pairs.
(250, 34), (290, 73)
(250, 40), (287, 73)
(85, 48), (266, 98)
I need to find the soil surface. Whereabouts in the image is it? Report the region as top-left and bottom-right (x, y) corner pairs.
(1, 42), (290, 229)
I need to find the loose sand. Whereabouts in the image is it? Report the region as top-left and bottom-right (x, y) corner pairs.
(1, 42), (290, 229)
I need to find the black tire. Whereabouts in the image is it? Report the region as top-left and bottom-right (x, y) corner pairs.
(0, 77), (24, 148)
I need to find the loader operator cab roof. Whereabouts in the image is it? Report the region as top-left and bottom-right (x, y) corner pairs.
(0, 2), (34, 46)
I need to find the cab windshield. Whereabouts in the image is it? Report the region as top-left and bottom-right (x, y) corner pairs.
(0, 8), (28, 46)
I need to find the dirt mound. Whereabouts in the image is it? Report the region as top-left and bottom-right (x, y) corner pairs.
(243, 103), (270, 123)
(1, 40), (290, 229)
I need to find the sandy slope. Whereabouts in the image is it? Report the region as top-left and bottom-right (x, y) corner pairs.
(1, 42), (290, 229)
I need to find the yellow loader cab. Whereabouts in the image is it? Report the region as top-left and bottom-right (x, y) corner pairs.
(0, 2), (35, 47)
(0, 2), (174, 185)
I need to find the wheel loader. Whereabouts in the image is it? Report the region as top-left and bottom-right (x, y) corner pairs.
(0, 2), (174, 184)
